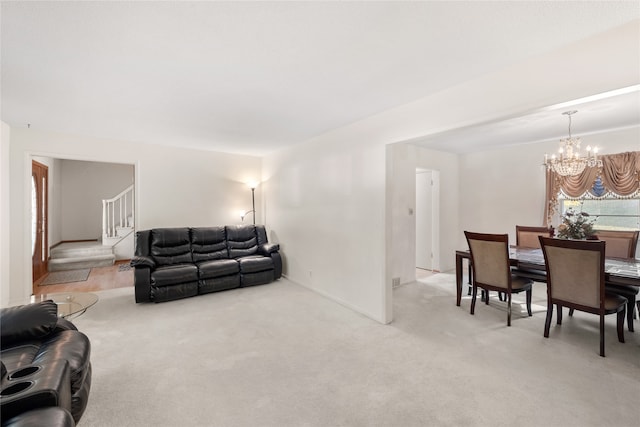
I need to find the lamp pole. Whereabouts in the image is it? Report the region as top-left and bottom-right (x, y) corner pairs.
(251, 187), (255, 225)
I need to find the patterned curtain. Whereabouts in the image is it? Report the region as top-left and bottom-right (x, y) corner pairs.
(544, 151), (640, 225)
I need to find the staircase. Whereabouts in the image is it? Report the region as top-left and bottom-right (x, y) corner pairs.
(102, 185), (135, 260)
(48, 241), (116, 271)
(47, 185), (135, 272)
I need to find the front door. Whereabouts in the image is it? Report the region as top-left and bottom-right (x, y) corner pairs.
(32, 160), (48, 286)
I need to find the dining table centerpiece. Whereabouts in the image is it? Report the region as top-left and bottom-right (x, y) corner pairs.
(556, 207), (596, 239)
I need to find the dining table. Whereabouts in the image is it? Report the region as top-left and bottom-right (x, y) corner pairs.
(455, 246), (640, 306)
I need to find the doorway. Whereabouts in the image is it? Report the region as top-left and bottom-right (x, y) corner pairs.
(415, 169), (440, 274)
(32, 160), (48, 286)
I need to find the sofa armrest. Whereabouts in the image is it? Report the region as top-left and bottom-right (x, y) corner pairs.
(134, 266), (152, 303)
(258, 243), (280, 255)
(130, 256), (156, 269)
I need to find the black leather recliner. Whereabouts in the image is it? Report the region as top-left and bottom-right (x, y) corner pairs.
(0, 301), (92, 426)
(132, 225), (282, 303)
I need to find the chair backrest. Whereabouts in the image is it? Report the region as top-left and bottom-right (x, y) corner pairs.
(464, 232), (511, 290)
(593, 229), (639, 259)
(539, 237), (605, 311)
(516, 225), (552, 249)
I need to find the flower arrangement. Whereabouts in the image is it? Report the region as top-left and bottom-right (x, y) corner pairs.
(556, 207), (596, 239)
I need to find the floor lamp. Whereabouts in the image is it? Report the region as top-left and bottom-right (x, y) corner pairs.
(240, 183), (257, 225)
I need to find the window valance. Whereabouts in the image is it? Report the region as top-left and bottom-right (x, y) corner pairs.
(545, 151), (640, 224)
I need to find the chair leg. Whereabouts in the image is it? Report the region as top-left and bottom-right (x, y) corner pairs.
(526, 289), (532, 316)
(569, 308), (574, 317)
(507, 292), (512, 327)
(617, 308), (626, 344)
(471, 285), (477, 315)
(544, 302), (553, 338)
(485, 290), (489, 305)
(626, 299), (634, 333)
(556, 304), (563, 325)
(600, 314), (605, 357)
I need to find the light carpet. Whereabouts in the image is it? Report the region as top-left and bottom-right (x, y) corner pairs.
(73, 275), (640, 427)
(40, 269), (90, 286)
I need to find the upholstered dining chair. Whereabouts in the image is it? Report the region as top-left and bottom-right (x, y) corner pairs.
(464, 231), (533, 326)
(594, 229), (639, 259)
(539, 237), (626, 357)
(594, 229), (639, 332)
(512, 225), (554, 285)
(516, 225), (553, 249)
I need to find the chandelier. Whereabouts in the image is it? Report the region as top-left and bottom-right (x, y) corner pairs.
(544, 110), (602, 176)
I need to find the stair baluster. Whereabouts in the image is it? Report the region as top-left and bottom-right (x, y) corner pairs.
(102, 185), (134, 242)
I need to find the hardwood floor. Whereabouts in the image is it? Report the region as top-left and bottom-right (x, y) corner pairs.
(34, 260), (134, 295)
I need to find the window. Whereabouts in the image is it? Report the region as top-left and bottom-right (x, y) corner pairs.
(560, 198), (640, 231)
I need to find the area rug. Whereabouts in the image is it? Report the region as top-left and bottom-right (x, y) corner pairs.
(40, 269), (91, 286)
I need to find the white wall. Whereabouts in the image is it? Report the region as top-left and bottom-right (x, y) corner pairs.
(387, 143), (417, 285)
(4, 128), (261, 306)
(263, 137), (388, 322)
(59, 159), (134, 241)
(0, 122), (10, 306)
(458, 127), (640, 249)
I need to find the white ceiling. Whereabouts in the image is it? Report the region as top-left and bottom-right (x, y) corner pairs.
(2, 1), (639, 156)
(410, 86), (640, 153)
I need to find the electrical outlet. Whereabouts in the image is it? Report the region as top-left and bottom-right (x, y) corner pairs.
(392, 277), (401, 287)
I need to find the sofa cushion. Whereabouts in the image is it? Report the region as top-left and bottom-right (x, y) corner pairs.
(238, 256), (274, 274)
(1, 301), (59, 347)
(198, 259), (239, 279)
(150, 228), (193, 266)
(191, 227), (229, 262)
(226, 225), (258, 258)
(151, 264), (198, 287)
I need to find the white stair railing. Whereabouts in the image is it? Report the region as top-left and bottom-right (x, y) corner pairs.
(102, 185), (134, 241)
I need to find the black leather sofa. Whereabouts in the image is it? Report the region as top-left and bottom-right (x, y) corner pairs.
(0, 301), (92, 427)
(132, 225), (282, 303)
